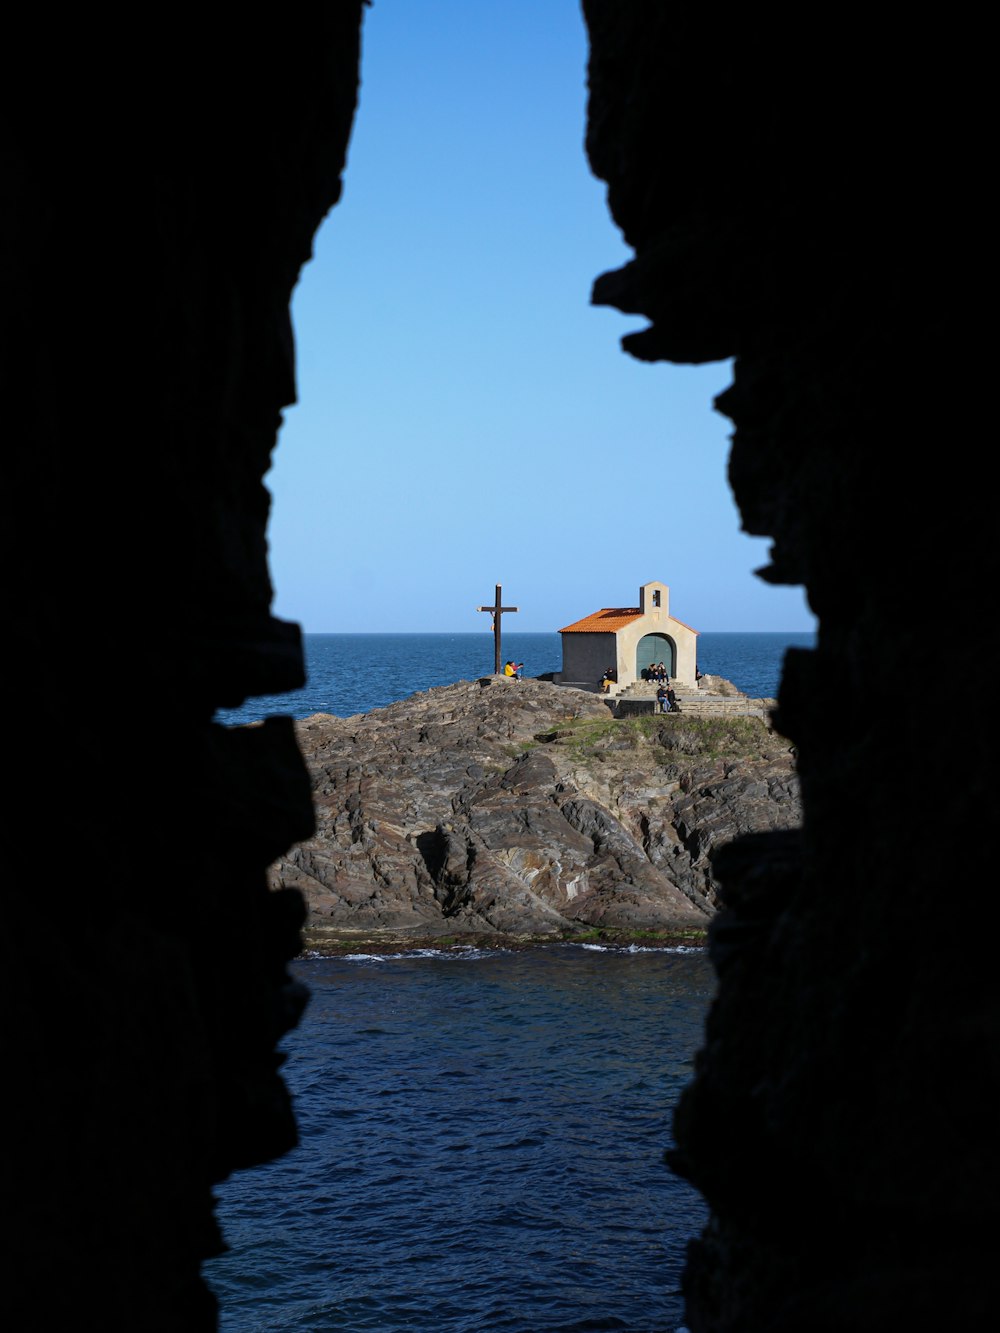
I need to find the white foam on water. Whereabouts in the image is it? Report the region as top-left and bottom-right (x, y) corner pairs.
(311, 942), (705, 964)
(341, 946), (512, 964)
(570, 941), (706, 955)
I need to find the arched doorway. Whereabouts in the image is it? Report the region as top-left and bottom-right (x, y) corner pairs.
(636, 633), (675, 678)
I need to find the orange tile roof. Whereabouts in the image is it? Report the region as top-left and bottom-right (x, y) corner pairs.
(559, 607), (643, 633)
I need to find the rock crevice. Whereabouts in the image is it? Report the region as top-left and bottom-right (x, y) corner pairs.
(265, 678), (800, 946)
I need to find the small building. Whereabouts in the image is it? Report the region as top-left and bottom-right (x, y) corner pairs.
(556, 581), (698, 691)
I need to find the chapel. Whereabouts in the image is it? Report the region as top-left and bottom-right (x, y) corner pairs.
(556, 581), (698, 691)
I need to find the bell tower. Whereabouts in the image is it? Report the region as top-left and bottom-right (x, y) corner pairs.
(639, 581), (669, 618)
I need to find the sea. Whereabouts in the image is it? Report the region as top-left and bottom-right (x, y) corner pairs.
(215, 630), (811, 728)
(206, 631), (814, 1333)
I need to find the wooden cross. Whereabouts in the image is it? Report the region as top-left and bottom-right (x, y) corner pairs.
(476, 583), (518, 675)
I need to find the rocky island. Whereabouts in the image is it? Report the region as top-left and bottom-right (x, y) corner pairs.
(262, 676), (801, 952)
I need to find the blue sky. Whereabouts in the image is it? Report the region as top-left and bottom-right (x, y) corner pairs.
(265, 1), (816, 634)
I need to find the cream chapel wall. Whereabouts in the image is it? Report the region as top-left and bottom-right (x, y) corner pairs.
(623, 582), (698, 685)
(556, 583), (698, 691)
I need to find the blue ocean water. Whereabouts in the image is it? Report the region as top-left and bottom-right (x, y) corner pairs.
(207, 632), (814, 1331)
(217, 630), (815, 726)
(206, 946), (715, 1333)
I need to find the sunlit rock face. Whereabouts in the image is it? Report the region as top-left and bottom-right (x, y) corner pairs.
(268, 677), (798, 944)
(1, 12), (365, 1330)
(582, 4), (997, 1330)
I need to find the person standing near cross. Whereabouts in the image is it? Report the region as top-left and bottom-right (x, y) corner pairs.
(476, 583), (518, 675)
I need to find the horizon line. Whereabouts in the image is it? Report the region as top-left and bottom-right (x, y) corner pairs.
(293, 627), (817, 636)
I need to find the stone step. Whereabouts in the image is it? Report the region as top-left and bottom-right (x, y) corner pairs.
(564, 678), (772, 713)
(616, 681), (693, 693)
(614, 695), (774, 720)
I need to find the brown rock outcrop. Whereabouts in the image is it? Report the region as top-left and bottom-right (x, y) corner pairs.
(262, 677), (800, 946)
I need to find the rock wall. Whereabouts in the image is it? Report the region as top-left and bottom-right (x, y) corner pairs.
(581, 5), (996, 1330)
(2, 6), (993, 1330)
(1, 10), (365, 1330)
(267, 678), (798, 946)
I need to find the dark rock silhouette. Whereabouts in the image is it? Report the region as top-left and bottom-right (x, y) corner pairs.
(2, 10), (366, 1330)
(582, 4), (996, 1330)
(1, 5), (993, 1331)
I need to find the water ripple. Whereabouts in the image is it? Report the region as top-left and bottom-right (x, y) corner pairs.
(207, 947), (714, 1332)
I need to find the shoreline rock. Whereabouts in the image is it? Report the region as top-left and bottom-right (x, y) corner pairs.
(298, 924), (710, 957)
(258, 676), (801, 953)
